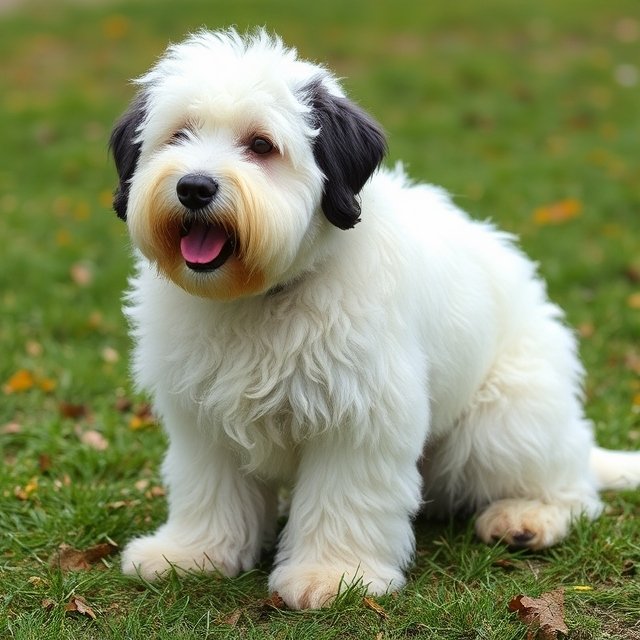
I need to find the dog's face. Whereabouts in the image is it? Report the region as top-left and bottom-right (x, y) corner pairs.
(110, 30), (386, 300)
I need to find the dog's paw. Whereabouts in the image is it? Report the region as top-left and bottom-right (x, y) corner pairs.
(475, 498), (572, 550)
(268, 563), (404, 610)
(121, 530), (244, 580)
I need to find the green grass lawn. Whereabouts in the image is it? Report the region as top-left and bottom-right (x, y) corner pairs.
(1, 0), (639, 638)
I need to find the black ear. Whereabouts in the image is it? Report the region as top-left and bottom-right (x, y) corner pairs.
(307, 81), (387, 229)
(109, 94), (147, 221)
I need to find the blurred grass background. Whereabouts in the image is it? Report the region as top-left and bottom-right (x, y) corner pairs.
(1, 0), (639, 638)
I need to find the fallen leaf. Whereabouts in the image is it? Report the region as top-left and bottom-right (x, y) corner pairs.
(26, 340), (43, 357)
(493, 558), (518, 571)
(3, 369), (35, 394)
(622, 559), (636, 577)
(42, 598), (56, 611)
(70, 262), (93, 287)
(28, 576), (46, 587)
(146, 485), (166, 499)
(533, 199), (582, 226)
(627, 292), (640, 310)
(38, 377), (56, 393)
(101, 346), (119, 363)
(38, 454), (52, 473)
(261, 592), (286, 609)
(135, 479), (150, 492)
(79, 429), (109, 451)
(508, 588), (568, 639)
(64, 595), (97, 620)
(59, 402), (89, 420)
(129, 403), (156, 430)
(222, 609), (242, 626)
(625, 350), (640, 375)
(3, 370), (55, 394)
(363, 596), (389, 619)
(2, 422), (22, 434)
(102, 14), (130, 40)
(50, 542), (117, 571)
(14, 477), (38, 501)
(114, 396), (133, 413)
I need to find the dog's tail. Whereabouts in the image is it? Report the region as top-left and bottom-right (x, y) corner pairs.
(590, 446), (640, 490)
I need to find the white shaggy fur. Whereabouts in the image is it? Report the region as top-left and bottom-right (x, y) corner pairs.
(111, 29), (640, 610)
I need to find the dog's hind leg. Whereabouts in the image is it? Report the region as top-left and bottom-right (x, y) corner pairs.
(425, 329), (604, 550)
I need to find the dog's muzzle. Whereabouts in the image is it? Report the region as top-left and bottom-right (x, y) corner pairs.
(177, 174), (235, 272)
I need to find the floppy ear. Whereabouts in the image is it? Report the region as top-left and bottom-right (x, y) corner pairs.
(307, 81), (387, 229)
(109, 94), (147, 221)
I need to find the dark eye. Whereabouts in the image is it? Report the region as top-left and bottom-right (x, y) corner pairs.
(170, 128), (190, 144)
(250, 137), (273, 155)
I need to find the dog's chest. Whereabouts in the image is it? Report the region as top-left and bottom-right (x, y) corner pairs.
(155, 292), (374, 469)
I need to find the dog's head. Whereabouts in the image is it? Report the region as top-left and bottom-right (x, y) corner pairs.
(110, 29), (386, 299)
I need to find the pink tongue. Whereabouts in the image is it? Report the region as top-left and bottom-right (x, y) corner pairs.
(180, 221), (228, 264)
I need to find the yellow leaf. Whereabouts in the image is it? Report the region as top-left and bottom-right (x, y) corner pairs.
(4, 369), (35, 394)
(627, 292), (640, 309)
(102, 15), (130, 40)
(572, 585), (594, 592)
(129, 415), (154, 430)
(533, 198), (582, 225)
(39, 378), (57, 393)
(15, 477), (39, 500)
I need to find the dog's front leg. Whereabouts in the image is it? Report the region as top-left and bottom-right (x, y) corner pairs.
(122, 405), (274, 580)
(269, 429), (423, 609)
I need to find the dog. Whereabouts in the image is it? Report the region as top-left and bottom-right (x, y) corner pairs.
(110, 28), (640, 609)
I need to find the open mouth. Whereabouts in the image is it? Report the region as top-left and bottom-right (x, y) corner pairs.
(179, 220), (235, 272)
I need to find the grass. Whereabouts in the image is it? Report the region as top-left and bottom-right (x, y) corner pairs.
(1, 0), (639, 637)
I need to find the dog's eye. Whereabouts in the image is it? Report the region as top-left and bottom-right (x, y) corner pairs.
(250, 137), (273, 155)
(170, 129), (190, 144)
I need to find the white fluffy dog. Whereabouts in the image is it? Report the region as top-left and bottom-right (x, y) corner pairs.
(110, 29), (640, 609)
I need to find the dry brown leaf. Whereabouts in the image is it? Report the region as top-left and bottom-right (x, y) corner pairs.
(38, 454), (52, 474)
(107, 499), (140, 510)
(363, 596), (389, 619)
(508, 588), (568, 639)
(64, 595), (97, 620)
(261, 592), (286, 609)
(59, 401), (89, 420)
(493, 558), (518, 571)
(222, 609), (242, 626)
(41, 598), (56, 611)
(50, 542), (117, 572)
(114, 396), (133, 413)
(147, 485), (166, 499)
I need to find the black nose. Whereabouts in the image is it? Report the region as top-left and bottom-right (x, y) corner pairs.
(176, 174), (219, 210)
